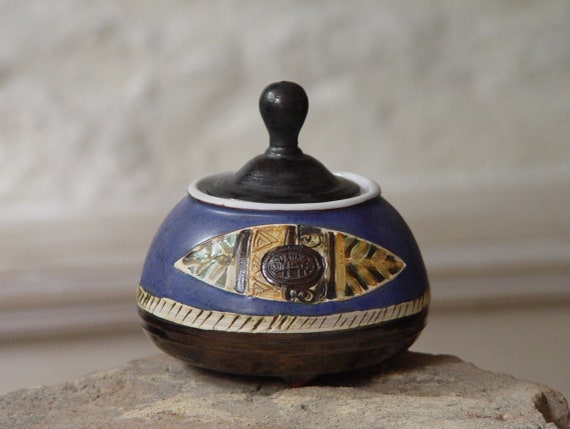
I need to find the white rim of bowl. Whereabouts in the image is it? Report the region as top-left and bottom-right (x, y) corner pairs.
(187, 171), (380, 211)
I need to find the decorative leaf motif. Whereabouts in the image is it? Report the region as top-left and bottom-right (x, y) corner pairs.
(177, 232), (238, 292)
(343, 239), (404, 298)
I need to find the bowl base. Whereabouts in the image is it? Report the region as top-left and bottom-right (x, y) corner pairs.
(139, 307), (428, 380)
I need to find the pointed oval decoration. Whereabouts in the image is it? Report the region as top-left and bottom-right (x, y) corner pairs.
(174, 224), (405, 304)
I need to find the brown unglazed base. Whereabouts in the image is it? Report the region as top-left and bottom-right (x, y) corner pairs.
(139, 307), (428, 380)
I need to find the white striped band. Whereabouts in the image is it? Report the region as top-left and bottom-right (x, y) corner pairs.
(137, 286), (429, 334)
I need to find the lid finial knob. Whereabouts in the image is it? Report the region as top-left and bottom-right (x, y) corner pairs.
(259, 81), (308, 157)
(204, 81), (360, 203)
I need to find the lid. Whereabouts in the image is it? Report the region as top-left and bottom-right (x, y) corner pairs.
(203, 81), (361, 203)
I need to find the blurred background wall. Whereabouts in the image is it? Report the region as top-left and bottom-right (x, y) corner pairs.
(1, 1), (568, 397)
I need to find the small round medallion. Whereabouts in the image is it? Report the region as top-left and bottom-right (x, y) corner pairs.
(261, 245), (324, 290)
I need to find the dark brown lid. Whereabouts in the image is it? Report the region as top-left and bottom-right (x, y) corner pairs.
(204, 81), (360, 203)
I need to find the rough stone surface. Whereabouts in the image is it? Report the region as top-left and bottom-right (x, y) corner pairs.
(1, 352), (568, 429)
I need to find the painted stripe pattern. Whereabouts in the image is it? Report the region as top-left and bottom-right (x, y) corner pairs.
(137, 286), (430, 334)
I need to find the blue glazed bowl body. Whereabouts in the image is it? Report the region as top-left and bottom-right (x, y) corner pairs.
(141, 195), (428, 316)
(137, 173), (429, 378)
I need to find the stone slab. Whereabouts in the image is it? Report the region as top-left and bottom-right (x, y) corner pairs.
(1, 352), (568, 429)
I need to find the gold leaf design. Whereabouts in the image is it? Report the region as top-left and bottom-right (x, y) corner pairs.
(338, 237), (405, 299)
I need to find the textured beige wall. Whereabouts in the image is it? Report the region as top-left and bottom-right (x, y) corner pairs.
(1, 0), (568, 218)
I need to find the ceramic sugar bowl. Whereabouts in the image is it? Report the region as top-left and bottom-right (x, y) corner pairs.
(138, 81), (430, 380)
